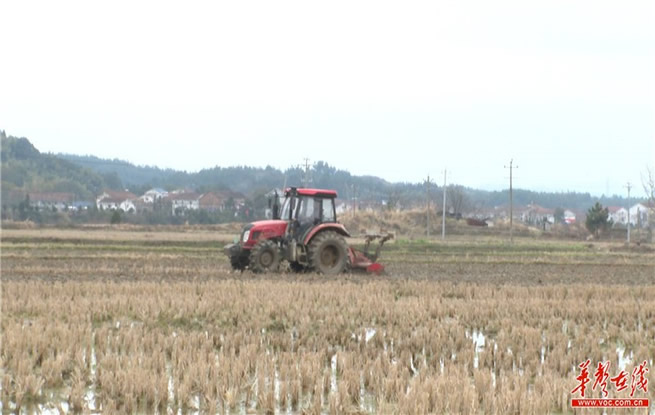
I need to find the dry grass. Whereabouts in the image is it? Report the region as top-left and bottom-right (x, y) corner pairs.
(1, 228), (654, 414)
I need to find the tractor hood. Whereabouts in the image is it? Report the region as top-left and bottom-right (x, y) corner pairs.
(241, 220), (288, 246)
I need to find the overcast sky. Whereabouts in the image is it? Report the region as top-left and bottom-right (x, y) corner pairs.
(1, 1), (653, 197)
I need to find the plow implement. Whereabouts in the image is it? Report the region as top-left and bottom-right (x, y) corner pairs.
(348, 233), (394, 274)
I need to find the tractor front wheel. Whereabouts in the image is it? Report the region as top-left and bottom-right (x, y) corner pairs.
(308, 231), (349, 275)
(249, 240), (281, 273)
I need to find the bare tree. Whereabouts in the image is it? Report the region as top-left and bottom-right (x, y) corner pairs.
(448, 185), (469, 217)
(642, 166), (655, 243)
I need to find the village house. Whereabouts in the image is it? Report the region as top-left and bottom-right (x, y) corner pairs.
(521, 204), (555, 226)
(198, 192), (224, 212)
(70, 201), (94, 211)
(28, 192), (75, 212)
(217, 190), (247, 210)
(608, 206), (628, 225)
(167, 192), (201, 215)
(140, 188), (169, 203)
(629, 203), (650, 227)
(96, 190), (137, 212)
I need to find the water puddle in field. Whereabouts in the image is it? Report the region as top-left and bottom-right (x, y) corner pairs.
(616, 346), (632, 371)
(13, 323), (643, 415)
(38, 402), (70, 414)
(466, 329), (486, 369)
(27, 343), (98, 415)
(365, 328), (376, 343)
(166, 361), (177, 413)
(409, 355), (418, 376)
(85, 340), (98, 412)
(331, 353), (338, 394)
(351, 327), (377, 344)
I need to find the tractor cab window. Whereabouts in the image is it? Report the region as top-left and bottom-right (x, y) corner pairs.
(280, 196), (295, 220)
(282, 194), (336, 224)
(297, 197), (319, 223)
(322, 198), (335, 222)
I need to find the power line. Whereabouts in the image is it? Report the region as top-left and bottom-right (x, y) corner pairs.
(426, 175), (431, 237)
(442, 169), (447, 240)
(626, 182), (632, 243)
(504, 159), (518, 244)
(351, 184), (357, 218)
(302, 158), (312, 188)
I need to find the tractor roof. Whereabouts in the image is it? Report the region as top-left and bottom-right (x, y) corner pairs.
(285, 188), (338, 198)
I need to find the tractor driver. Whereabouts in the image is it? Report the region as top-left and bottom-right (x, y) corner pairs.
(298, 197), (320, 224)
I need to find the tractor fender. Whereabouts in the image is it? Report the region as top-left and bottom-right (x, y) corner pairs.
(303, 223), (351, 245)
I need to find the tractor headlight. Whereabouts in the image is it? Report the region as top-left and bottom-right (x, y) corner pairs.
(242, 230), (251, 243)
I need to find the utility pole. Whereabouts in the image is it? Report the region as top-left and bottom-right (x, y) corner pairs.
(504, 159), (518, 243)
(426, 175), (431, 237)
(303, 158), (312, 188)
(442, 169), (447, 240)
(351, 184), (357, 218)
(626, 182), (632, 243)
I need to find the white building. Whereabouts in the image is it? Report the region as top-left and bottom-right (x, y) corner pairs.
(96, 190), (137, 212)
(168, 192), (200, 215)
(28, 192), (74, 212)
(629, 203), (649, 227)
(521, 204), (555, 225)
(140, 188), (169, 203)
(608, 206), (628, 225)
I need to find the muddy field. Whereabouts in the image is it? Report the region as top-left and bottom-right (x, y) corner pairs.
(1, 227), (654, 414)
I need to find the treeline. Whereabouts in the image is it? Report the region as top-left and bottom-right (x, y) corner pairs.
(5, 202), (252, 227)
(60, 153), (628, 212)
(2, 132), (631, 222)
(1, 133), (122, 206)
(60, 154), (397, 204)
(472, 189), (627, 212)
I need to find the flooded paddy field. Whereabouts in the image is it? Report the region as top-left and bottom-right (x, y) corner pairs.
(2, 227), (654, 414)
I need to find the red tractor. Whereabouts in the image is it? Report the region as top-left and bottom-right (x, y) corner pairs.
(224, 187), (392, 274)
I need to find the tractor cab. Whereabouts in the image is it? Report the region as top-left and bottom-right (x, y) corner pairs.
(276, 188), (338, 242)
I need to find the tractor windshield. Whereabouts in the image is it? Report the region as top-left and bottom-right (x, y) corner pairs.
(280, 192), (337, 223)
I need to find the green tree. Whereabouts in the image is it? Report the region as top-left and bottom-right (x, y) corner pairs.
(18, 194), (31, 220)
(110, 210), (122, 225)
(585, 202), (610, 238)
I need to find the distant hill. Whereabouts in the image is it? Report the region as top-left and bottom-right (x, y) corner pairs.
(59, 153), (397, 203)
(60, 152), (628, 212)
(2, 131), (629, 214)
(59, 154), (187, 191)
(0, 131), (121, 205)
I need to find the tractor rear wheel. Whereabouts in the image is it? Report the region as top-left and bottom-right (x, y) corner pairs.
(308, 231), (349, 275)
(249, 240), (280, 273)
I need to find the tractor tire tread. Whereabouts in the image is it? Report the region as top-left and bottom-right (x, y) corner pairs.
(249, 240), (281, 273)
(308, 231), (349, 275)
